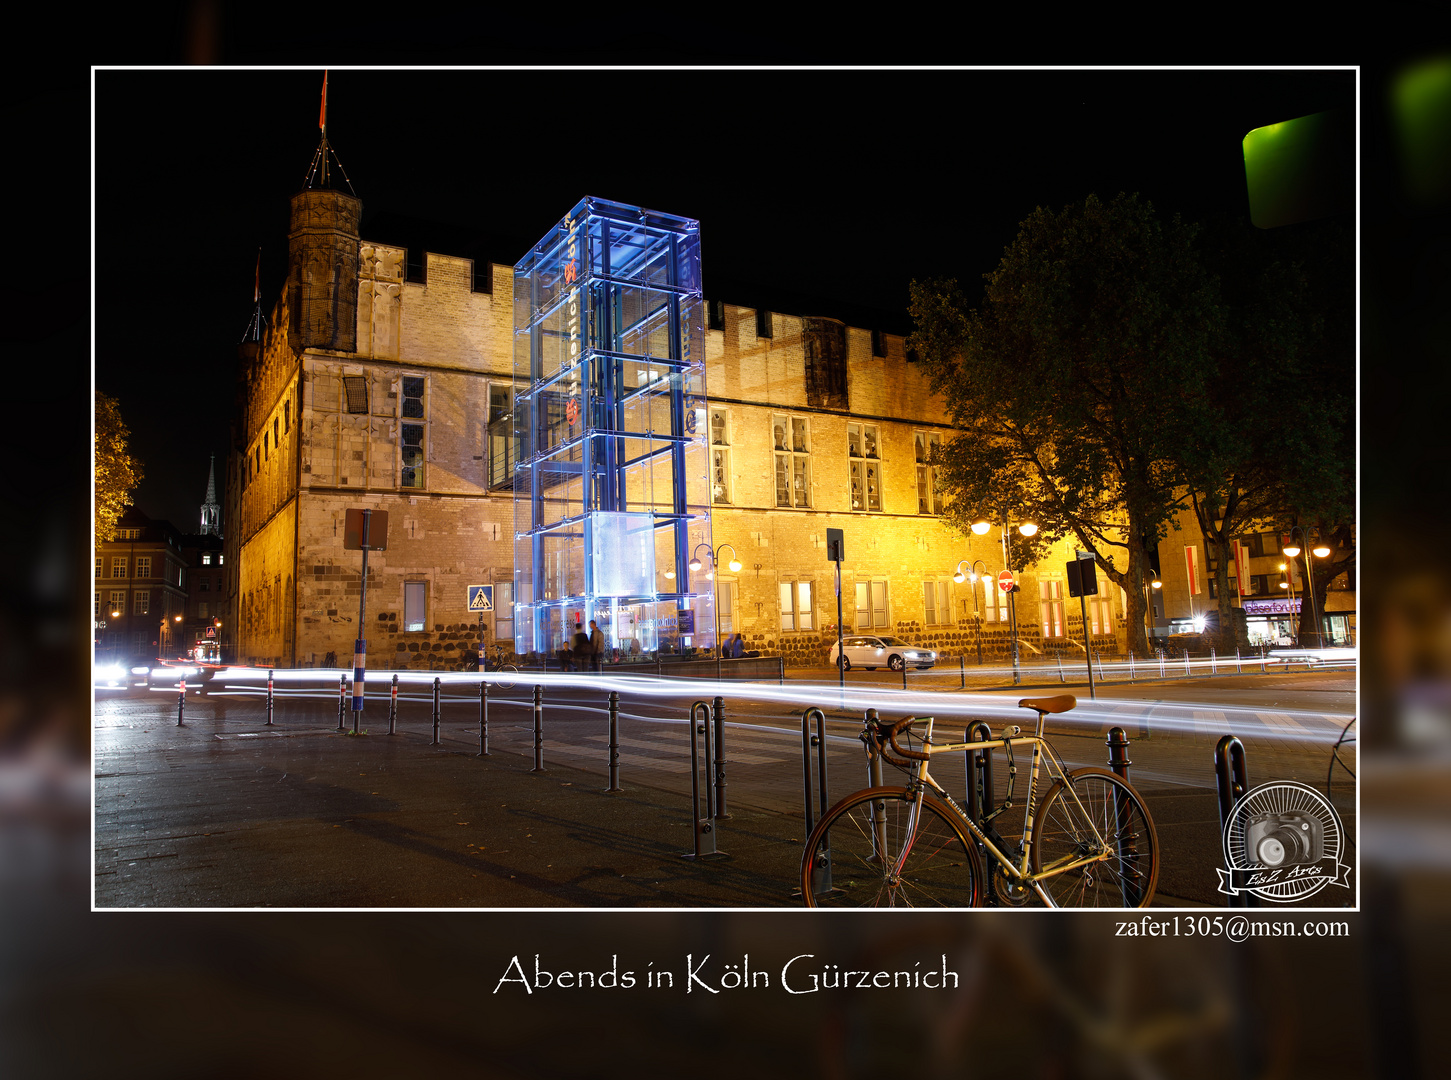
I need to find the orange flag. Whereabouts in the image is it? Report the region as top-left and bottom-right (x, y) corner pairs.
(319, 70), (328, 131)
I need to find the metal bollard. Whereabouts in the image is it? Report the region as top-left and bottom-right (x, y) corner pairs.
(712, 695), (729, 819)
(1129, 649), (1135, 682)
(605, 690), (620, 792)
(1210, 648), (1217, 676)
(902, 660), (908, 691)
(800, 707), (830, 896)
(337, 674), (347, 731)
(388, 674), (398, 735)
(431, 677), (440, 745)
(1261, 645), (1268, 673)
(265, 669), (275, 726)
(478, 680), (489, 757)
(1057, 654), (1065, 683)
(1096, 650), (1106, 683)
(779, 656), (785, 686)
(1235, 648), (1242, 675)
(684, 700), (722, 859)
(960, 654), (966, 689)
(1214, 735), (1256, 908)
(178, 677), (186, 725)
(531, 685), (544, 773)
(1105, 727), (1144, 905)
(1184, 649), (1192, 676)
(1159, 649), (1166, 678)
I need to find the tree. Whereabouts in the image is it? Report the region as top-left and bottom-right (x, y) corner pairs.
(95, 392), (142, 545)
(1180, 217), (1354, 650)
(910, 193), (1221, 655)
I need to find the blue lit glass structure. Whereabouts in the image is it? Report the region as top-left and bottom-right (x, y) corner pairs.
(512, 198), (713, 660)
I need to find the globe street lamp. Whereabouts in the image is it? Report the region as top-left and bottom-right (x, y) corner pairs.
(954, 558), (989, 666)
(691, 542), (742, 672)
(1281, 527), (1330, 648)
(971, 518), (1037, 684)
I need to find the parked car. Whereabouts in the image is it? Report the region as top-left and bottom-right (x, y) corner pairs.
(828, 635), (938, 672)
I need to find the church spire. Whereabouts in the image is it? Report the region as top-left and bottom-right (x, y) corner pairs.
(200, 456), (221, 537)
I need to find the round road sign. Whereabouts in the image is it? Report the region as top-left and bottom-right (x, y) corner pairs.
(998, 570), (1017, 593)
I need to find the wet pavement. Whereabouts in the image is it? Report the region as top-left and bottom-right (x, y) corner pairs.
(93, 667), (1356, 909)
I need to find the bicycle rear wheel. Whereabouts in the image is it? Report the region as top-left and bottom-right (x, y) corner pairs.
(1030, 767), (1158, 907)
(801, 787), (982, 908)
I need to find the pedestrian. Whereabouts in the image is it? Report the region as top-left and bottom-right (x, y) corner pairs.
(588, 619), (604, 673)
(572, 621), (589, 672)
(730, 633), (745, 659)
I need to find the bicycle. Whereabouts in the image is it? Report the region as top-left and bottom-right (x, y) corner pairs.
(481, 643), (517, 690)
(799, 695), (1158, 908)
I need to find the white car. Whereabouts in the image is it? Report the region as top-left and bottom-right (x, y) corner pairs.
(829, 635), (938, 672)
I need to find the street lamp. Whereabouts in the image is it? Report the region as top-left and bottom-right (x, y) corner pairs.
(1141, 573), (1162, 645)
(1281, 527), (1329, 648)
(954, 558), (989, 665)
(691, 542), (742, 667)
(971, 518), (1037, 683)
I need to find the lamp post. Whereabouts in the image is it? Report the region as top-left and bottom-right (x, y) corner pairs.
(1142, 573), (1162, 646)
(1277, 561), (1299, 645)
(971, 518), (1036, 684)
(953, 558), (989, 666)
(1281, 528), (1330, 648)
(690, 542), (742, 672)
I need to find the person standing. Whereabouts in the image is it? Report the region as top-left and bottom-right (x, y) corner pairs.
(588, 619), (604, 673)
(571, 621), (589, 672)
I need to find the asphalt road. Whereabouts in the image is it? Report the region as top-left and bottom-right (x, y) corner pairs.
(93, 666), (1356, 909)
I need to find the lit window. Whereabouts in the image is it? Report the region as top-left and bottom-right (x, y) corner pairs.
(923, 580), (950, 625)
(710, 408), (732, 505)
(109, 590), (126, 614)
(779, 580), (814, 632)
(848, 423), (881, 512)
(772, 414), (811, 508)
(1040, 580), (1065, 638)
(1089, 590), (1114, 636)
(202, 554), (212, 565)
(855, 581), (889, 630)
(915, 431), (945, 515)
(404, 581), (427, 631)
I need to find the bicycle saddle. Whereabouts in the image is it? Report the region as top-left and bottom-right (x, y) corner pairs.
(1017, 695), (1076, 714)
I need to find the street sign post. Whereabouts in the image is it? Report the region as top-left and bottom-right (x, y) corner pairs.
(343, 509), (389, 718)
(1067, 551), (1098, 699)
(826, 529), (845, 697)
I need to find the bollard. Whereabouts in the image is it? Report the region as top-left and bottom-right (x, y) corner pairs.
(1057, 654), (1065, 683)
(1128, 649), (1135, 682)
(478, 680), (489, 757)
(178, 677), (186, 725)
(431, 677), (441, 745)
(800, 707), (830, 896)
(1096, 650), (1107, 683)
(337, 674), (347, 731)
(605, 690), (621, 791)
(265, 669), (275, 726)
(1183, 649), (1192, 676)
(684, 700), (722, 859)
(531, 685), (544, 773)
(902, 661), (908, 690)
(712, 695), (729, 819)
(1106, 727), (1145, 905)
(779, 656), (785, 686)
(1261, 645), (1268, 673)
(1158, 649), (1166, 678)
(1235, 648), (1242, 675)
(1214, 735), (1256, 908)
(1210, 647), (1217, 676)
(388, 673), (398, 735)
(960, 654), (966, 689)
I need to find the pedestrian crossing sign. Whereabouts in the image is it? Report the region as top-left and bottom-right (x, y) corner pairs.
(468, 585), (494, 612)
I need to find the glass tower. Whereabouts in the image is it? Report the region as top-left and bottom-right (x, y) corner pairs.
(512, 197), (713, 661)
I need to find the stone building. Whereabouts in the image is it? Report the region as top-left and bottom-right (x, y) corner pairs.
(228, 129), (1135, 670)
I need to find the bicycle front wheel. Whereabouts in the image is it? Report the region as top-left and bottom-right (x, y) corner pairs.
(497, 664), (517, 690)
(801, 787), (982, 908)
(1030, 768), (1159, 907)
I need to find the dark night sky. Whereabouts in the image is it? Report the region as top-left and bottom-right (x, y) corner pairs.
(93, 67), (1354, 531)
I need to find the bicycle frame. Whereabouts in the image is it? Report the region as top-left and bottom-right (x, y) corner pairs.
(881, 716), (1117, 908)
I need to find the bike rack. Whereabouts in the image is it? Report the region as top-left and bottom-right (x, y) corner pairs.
(1214, 734), (1257, 908)
(388, 674), (398, 735)
(797, 707), (834, 899)
(605, 691), (621, 792)
(265, 669), (275, 726)
(478, 680), (489, 757)
(965, 720), (995, 824)
(713, 695), (729, 818)
(531, 685), (544, 773)
(683, 700), (725, 859)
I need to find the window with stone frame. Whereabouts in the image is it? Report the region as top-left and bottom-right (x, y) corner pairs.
(984, 578), (1009, 622)
(109, 590), (126, 615)
(923, 579), (951, 626)
(914, 431), (945, 515)
(710, 407), (732, 505)
(111, 557), (127, 578)
(772, 414), (811, 508)
(855, 580), (889, 631)
(95, 557), (102, 579)
(94, 592), (100, 617)
(134, 592), (150, 616)
(1088, 590), (1114, 635)
(779, 579), (814, 632)
(848, 422), (882, 512)
(135, 556), (151, 578)
(400, 375), (427, 490)
(1039, 579), (1066, 638)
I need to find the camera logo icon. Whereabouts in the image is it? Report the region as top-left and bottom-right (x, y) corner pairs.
(1219, 782), (1351, 903)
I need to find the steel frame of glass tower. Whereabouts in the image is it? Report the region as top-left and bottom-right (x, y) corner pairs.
(512, 197), (713, 662)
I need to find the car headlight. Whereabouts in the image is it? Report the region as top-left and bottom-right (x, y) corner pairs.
(94, 664), (124, 682)
(131, 665), (151, 675)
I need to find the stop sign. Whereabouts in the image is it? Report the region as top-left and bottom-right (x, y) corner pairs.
(998, 570), (1016, 593)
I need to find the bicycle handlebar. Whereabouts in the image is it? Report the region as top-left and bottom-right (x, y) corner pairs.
(885, 716), (931, 762)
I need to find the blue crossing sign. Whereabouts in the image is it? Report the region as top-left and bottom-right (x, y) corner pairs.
(468, 585), (494, 612)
